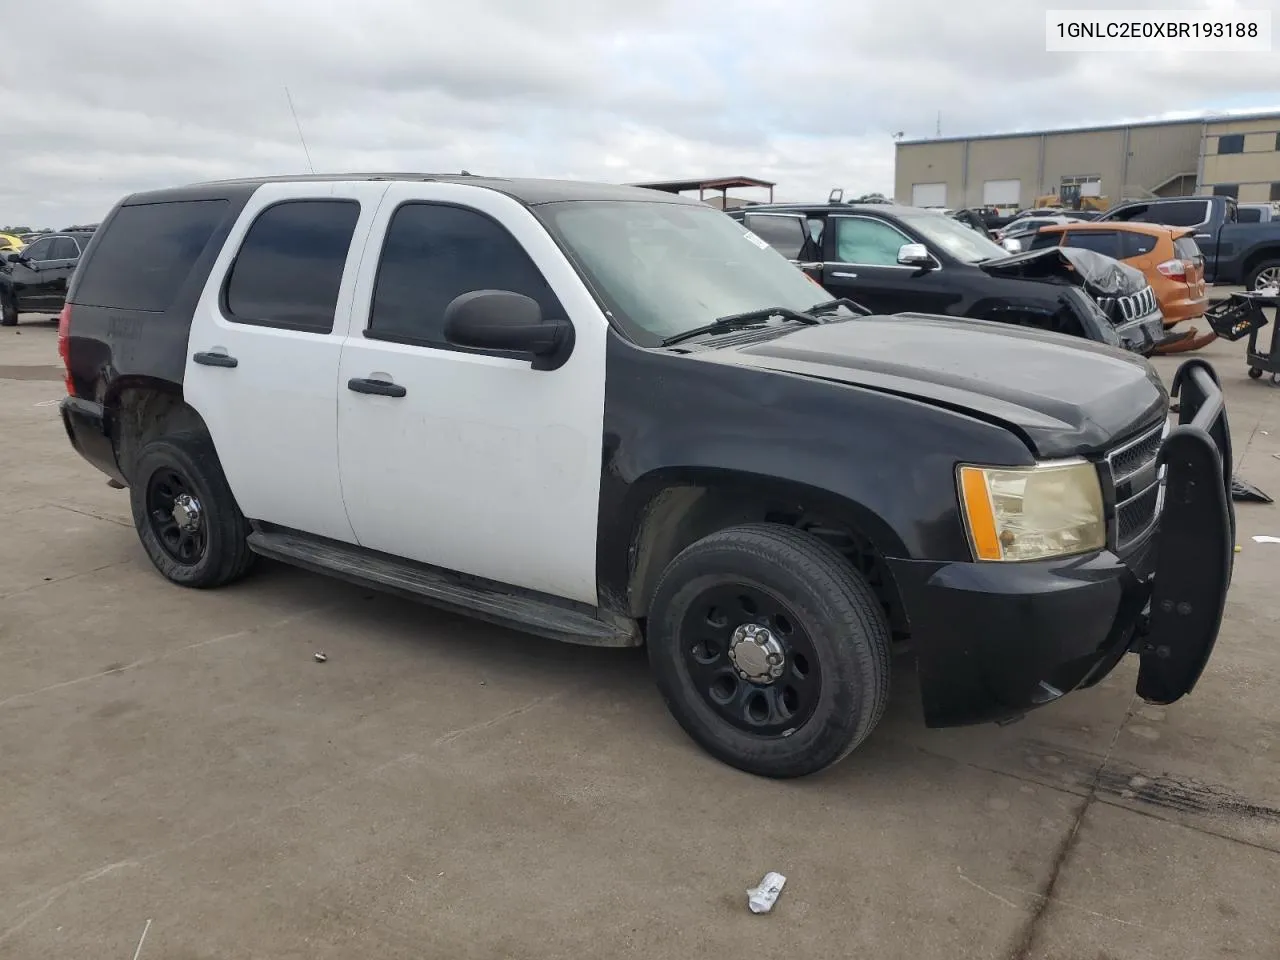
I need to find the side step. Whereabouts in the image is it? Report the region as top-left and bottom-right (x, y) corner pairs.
(246, 528), (640, 648)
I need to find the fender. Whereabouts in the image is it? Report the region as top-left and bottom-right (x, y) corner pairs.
(594, 330), (1036, 609)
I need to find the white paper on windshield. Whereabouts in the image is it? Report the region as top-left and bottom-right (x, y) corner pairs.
(743, 231), (770, 250)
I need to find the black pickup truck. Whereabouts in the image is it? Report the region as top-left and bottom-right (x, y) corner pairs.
(727, 203), (1165, 353)
(1096, 195), (1280, 291)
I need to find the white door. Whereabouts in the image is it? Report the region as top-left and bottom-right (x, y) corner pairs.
(184, 181), (390, 541)
(982, 179), (1021, 206)
(335, 182), (607, 604)
(911, 182), (947, 207)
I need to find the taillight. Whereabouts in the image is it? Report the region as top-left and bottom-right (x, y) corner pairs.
(1156, 259), (1188, 282)
(57, 304), (74, 395)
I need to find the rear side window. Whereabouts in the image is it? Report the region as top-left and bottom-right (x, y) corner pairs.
(1140, 201), (1209, 228)
(1123, 233), (1157, 257)
(50, 237), (80, 259)
(1174, 237), (1203, 260)
(367, 202), (561, 349)
(743, 214), (808, 260)
(1238, 207), (1262, 223)
(1028, 231), (1063, 250)
(73, 200), (228, 312)
(1061, 231), (1121, 258)
(224, 200), (360, 334)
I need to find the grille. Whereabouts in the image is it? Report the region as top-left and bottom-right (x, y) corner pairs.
(1105, 422), (1165, 548)
(1097, 285), (1159, 325)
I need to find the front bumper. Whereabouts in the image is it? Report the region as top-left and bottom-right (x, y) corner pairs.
(890, 358), (1234, 727)
(1115, 309), (1166, 354)
(60, 396), (126, 485)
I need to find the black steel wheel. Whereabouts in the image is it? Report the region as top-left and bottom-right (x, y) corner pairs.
(129, 432), (256, 588)
(681, 583), (822, 737)
(0, 291), (17, 326)
(647, 523), (891, 778)
(1248, 366), (1264, 380)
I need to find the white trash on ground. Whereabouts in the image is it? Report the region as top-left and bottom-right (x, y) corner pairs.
(747, 872), (787, 914)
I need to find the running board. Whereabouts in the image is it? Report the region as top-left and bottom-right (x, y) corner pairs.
(246, 528), (640, 648)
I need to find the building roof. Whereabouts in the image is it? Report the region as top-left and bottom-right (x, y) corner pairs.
(897, 109), (1280, 147)
(125, 174), (701, 208)
(625, 176), (776, 193)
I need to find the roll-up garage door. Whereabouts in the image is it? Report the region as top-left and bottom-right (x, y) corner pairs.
(911, 183), (947, 207)
(982, 179), (1021, 206)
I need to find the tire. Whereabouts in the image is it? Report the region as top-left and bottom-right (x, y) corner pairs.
(646, 523), (891, 778)
(129, 431), (256, 588)
(1245, 259), (1280, 293)
(0, 291), (16, 327)
(1249, 366), (1264, 380)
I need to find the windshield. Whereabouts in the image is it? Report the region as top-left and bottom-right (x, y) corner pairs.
(898, 211), (1012, 263)
(539, 201), (831, 345)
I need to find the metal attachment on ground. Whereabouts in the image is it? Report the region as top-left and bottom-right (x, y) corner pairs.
(314, 652), (327, 663)
(747, 871), (787, 914)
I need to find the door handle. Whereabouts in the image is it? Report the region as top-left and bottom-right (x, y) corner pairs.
(831, 271), (858, 279)
(347, 377), (407, 398)
(192, 351), (238, 368)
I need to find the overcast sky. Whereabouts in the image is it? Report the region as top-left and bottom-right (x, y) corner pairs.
(2, 0), (1279, 227)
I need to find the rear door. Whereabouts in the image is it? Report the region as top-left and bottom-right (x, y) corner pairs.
(43, 236), (82, 308)
(183, 180), (390, 542)
(823, 214), (951, 314)
(8, 236), (57, 309)
(741, 212), (821, 278)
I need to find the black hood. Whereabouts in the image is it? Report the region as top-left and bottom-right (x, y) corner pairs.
(693, 314), (1168, 458)
(979, 246), (1148, 297)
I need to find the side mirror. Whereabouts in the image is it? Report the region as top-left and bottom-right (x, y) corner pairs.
(897, 242), (933, 268)
(1001, 237), (1023, 253)
(4, 252), (23, 263)
(443, 290), (574, 371)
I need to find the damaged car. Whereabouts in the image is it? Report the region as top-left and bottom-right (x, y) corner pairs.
(727, 202), (1165, 354)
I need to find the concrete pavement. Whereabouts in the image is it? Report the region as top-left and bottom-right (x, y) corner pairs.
(2, 313), (1278, 959)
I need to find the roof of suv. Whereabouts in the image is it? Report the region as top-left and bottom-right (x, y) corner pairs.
(119, 173), (701, 208)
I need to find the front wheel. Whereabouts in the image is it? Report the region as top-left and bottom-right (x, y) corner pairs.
(646, 523), (891, 778)
(1249, 366), (1264, 380)
(129, 432), (256, 588)
(0, 291), (17, 326)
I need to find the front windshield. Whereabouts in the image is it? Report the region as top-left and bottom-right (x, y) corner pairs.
(540, 200), (830, 345)
(900, 212), (1012, 263)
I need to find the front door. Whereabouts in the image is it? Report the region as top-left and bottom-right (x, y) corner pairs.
(184, 180), (391, 542)
(6, 236), (61, 309)
(822, 215), (954, 315)
(335, 182), (607, 605)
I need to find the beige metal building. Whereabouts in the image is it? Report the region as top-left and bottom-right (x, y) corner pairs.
(894, 111), (1280, 211)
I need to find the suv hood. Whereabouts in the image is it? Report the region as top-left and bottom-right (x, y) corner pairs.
(693, 314), (1168, 458)
(979, 246), (1147, 296)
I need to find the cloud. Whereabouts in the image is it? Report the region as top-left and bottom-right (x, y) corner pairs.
(1, 0), (1278, 226)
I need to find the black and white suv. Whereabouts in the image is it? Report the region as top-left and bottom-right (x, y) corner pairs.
(58, 173), (1234, 777)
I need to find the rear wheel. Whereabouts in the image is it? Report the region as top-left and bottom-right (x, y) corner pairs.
(646, 523), (891, 778)
(1249, 366), (1264, 380)
(0, 291), (17, 326)
(129, 432), (256, 588)
(1246, 259), (1280, 293)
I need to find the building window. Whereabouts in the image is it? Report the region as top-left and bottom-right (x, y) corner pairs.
(1213, 184), (1240, 199)
(1271, 182), (1280, 202)
(1217, 134), (1245, 154)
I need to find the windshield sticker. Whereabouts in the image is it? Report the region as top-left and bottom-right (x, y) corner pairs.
(743, 231), (770, 250)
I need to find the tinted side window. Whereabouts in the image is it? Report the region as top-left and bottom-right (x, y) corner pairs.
(1143, 201), (1209, 227)
(1061, 231), (1120, 258)
(744, 215), (807, 260)
(833, 217), (911, 265)
(73, 200), (228, 312)
(1124, 233), (1157, 257)
(50, 237), (80, 260)
(224, 200), (360, 333)
(368, 203), (561, 348)
(1028, 231), (1062, 250)
(22, 237), (54, 260)
(1237, 207), (1261, 223)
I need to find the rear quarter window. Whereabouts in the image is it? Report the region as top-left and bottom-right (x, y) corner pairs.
(72, 200), (229, 312)
(1174, 236), (1203, 260)
(1123, 233), (1157, 257)
(1061, 231), (1121, 258)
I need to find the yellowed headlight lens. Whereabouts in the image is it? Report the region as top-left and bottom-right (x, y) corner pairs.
(958, 461), (1105, 562)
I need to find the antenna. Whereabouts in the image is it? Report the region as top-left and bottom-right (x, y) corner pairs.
(284, 86), (316, 174)
(936, 111), (941, 137)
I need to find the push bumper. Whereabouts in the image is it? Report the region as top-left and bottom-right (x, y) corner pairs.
(60, 396), (127, 485)
(890, 358), (1234, 727)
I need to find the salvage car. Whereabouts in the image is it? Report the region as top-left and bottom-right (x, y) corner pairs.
(728, 202), (1165, 353)
(1, 229), (96, 325)
(57, 174), (1234, 778)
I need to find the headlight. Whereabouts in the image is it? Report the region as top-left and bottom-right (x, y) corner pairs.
(957, 460), (1105, 562)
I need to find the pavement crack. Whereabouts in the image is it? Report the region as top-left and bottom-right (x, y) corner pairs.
(432, 689), (568, 746)
(0, 860), (138, 947)
(0, 559), (134, 602)
(45, 501), (133, 528)
(1008, 694), (1135, 960)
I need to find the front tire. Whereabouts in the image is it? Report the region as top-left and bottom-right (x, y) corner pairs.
(129, 432), (256, 588)
(0, 291), (17, 326)
(646, 523), (891, 778)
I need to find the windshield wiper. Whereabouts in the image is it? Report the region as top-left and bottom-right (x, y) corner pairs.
(807, 297), (871, 318)
(660, 306), (819, 346)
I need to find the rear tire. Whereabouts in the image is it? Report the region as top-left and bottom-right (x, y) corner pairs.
(129, 432), (256, 588)
(1249, 366), (1264, 380)
(1245, 259), (1280, 293)
(646, 523), (891, 778)
(0, 291), (17, 326)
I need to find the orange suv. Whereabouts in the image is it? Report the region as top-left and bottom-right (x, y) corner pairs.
(1029, 221), (1208, 328)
